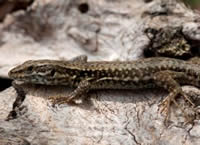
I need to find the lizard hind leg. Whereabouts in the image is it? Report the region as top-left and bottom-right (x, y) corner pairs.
(159, 88), (184, 121)
(153, 71), (195, 123)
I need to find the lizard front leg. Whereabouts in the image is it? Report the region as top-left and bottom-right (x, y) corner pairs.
(10, 81), (28, 110)
(50, 78), (95, 105)
(153, 71), (195, 122)
(7, 81), (27, 120)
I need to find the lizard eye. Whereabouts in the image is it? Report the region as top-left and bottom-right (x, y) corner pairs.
(50, 69), (56, 77)
(27, 66), (33, 72)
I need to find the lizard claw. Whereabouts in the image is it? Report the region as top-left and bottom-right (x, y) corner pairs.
(159, 90), (195, 123)
(48, 96), (60, 106)
(158, 96), (171, 122)
(180, 92), (195, 107)
(49, 96), (77, 106)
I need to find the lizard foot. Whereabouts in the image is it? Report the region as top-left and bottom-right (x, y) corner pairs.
(49, 95), (77, 106)
(159, 90), (195, 123)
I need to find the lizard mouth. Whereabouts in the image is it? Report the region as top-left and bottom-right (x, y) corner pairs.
(13, 80), (24, 85)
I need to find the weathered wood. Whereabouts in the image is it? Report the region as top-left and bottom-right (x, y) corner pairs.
(0, 0), (200, 144)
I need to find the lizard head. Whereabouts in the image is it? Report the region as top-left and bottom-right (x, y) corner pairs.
(8, 60), (78, 85)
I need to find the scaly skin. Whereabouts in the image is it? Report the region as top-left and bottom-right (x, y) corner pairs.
(8, 55), (199, 121)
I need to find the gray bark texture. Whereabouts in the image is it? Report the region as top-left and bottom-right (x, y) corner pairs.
(1, 0), (200, 144)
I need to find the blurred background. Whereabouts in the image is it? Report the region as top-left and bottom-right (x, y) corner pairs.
(184, 0), (200, 10)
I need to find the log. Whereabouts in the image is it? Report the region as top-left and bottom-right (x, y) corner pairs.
(0, 0), (200, 144)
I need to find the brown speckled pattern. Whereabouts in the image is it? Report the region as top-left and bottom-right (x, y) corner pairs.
(8, 57), (200, 88)
(8, 56), (199, 116)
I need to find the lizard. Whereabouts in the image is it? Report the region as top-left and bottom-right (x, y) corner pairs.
(8, 55), (198, 121)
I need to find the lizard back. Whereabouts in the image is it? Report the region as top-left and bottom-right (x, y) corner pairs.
(8, 57), (200, 89)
